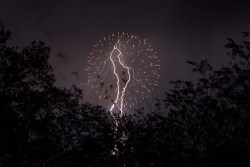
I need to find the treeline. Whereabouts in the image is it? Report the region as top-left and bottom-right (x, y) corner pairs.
(1, 22), (250, 166)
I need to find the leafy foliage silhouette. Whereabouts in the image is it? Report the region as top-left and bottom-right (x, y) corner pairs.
(112, 33), (250, 167)
(0, 21), (250, 166)
(0, 22), (115, 166)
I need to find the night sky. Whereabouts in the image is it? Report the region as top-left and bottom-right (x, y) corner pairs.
(1, 0), (250, 104)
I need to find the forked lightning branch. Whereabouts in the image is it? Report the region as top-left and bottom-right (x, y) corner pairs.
(109, 40), (131, 116)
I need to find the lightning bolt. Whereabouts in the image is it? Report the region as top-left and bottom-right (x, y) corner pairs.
(109, 42), (121, 113)
(108, 41), (123, 156)
(82, 36), (159, 159)
(109, 40), (131, 117)
(118, 50), (131, 115)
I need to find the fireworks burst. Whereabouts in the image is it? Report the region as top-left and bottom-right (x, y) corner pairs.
(84, 32), (160, 115)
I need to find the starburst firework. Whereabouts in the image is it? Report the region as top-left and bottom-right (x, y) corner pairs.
(85, 32), (160, 114)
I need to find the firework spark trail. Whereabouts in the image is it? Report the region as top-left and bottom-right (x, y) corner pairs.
(79, 57), (110, 87)
(128, 66), (151, 93)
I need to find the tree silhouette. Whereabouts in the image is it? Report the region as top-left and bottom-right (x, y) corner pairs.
(0, 22), (115, 166)
(113, 33), (250, 167)
(1, 21), (250, 166)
